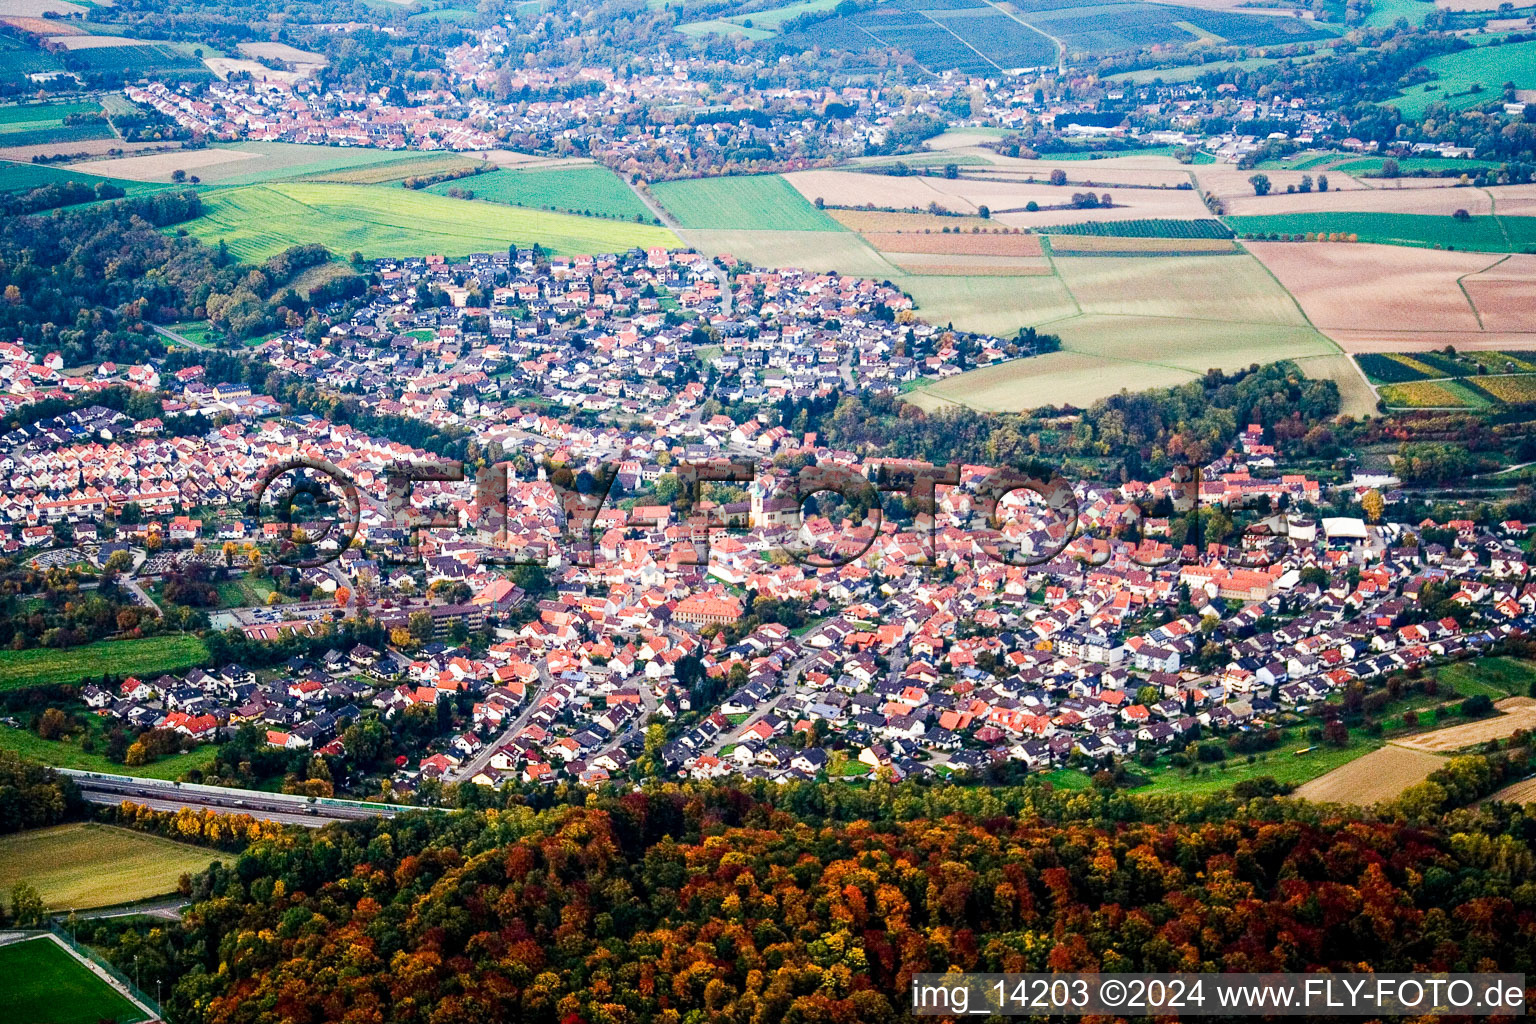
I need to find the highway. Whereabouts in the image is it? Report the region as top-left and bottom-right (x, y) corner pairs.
(59, 770), (421, 828)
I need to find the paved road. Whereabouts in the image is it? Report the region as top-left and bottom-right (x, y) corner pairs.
(60, 771), (416, 827)
(449, 658), (556, 782)
(151, 322), (211, 350)
(700, 618), (840, 757)
(625, 178), (733, 317)
(120, 577), (163, 618)
(67, 898), (188, 922)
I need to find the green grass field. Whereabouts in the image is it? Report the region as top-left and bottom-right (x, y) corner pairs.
(180, 182), (679, 262)
(651, 174), (844, 231)
(0, 102), (104, 137)
(1141, 734), (1383, 796)
(0, 937), (149, 1024)
(1229, 212), (1531, 253)
(0, 719), (217, 779)
(428, 164), (652, 221)
(1362, 0), (1431, 28)
(1436, 656), (1536, 699)
(0, 634), (208, 692)
(1332, 156), (1506, 176)
(1383, 38), (1536, 118)
(215, 576), (279, 608)
(0, 823), (216, 911)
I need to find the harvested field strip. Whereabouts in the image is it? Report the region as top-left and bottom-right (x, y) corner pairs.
(885, 253), (1052, 275)
(1483, 776), (1536, 806)
(1046, 234), (1237, 253)
(292, 154), (489, 184)
(861, 230), (1042, 255)
(1290, 744), (1446, 806)
(1394, 697), (1536, 751)
(826, 208), (998, 232)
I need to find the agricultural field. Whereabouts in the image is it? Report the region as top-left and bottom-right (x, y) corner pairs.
(1223, 182), (1490, 218)
(1378, 379), (1490, 408)
(909, 349), (1201, 411)
(73, 142), (499, 186)
(179, 183), (679, 262)
(884, 252), (1053, 275)
(1290, 744), (1446, 806)
(1383, 38), (1536, 118)
(1465, 374), (1536, 403)
(0, 634), (208, 693)
(905, 252), (1337, 410)
(859, 230), (1043, 256)
(678, 17), (774, 38)
(1038, 217), (1232, 237)
(1229, 212), (1523, 252)
(685, 229), (902, 279)
(57, 42), (213, 81)
(786, 165), (1214, 225)
(1046, 234), (1238, 253)
(826, 208), (999, 232)
(1484, 776), (1536, 806)
(1460, 254), (1536, 332)
(0, 159), (171, 198)
(1246, 242), (1536, 352)
(292, 153), (487, 185)
(784, 0), (1058, 73)
(0, 823), (216, 910)
(1117, 52), (1322, 84)
(1361, 0), (1433, 25)
(1395, 696), (1536, 751)
(428, 163), (652, 221)
(1436, 656), (1536, 699)
(1138, 733), (1384, 797)
(0, 936), (150, 1024)
(0, 100), (110, 148)
(650, 174), (843, 230)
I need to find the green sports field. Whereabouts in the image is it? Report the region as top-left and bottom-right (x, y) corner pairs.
(651, 174), (845, 231)
(427, 164), (652, 221)
(180, 182), (679, 261)
(1228, 211), (1534, 253)
(0, 823), (215, 910)
(0, 634), (208, 692)
(0, 936), (149, 1024)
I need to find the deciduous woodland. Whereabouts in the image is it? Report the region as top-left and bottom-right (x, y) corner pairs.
(61, 778), (1536, 1024)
